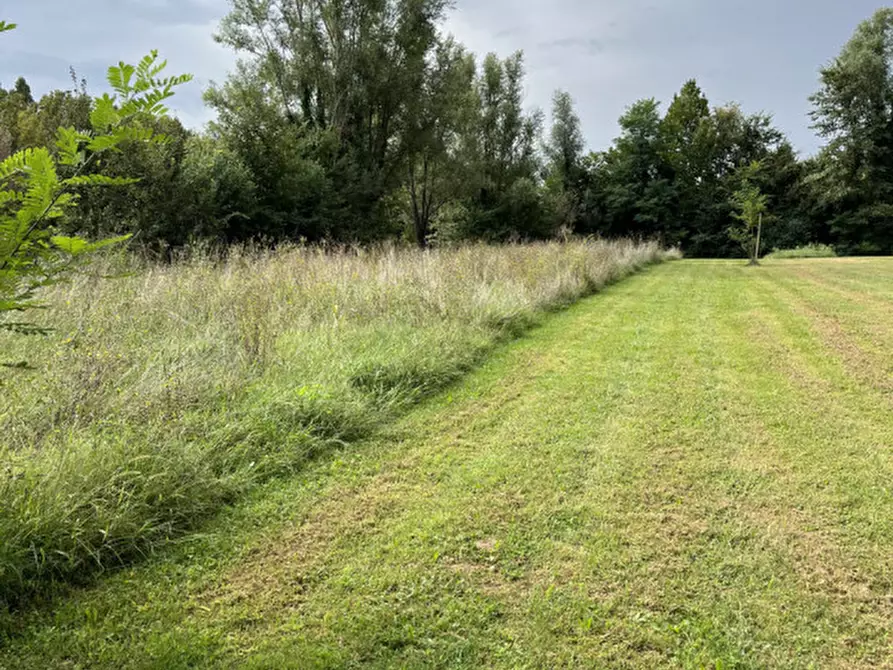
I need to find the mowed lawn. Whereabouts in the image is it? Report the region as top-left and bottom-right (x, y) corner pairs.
(3, 259), (893, 669)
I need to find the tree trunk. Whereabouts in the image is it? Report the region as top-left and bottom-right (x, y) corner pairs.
(408, 158), (430, 248)
(749, 212), (763, 266)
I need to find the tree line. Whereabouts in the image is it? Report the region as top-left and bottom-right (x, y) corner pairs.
(2, 2), (893, 257)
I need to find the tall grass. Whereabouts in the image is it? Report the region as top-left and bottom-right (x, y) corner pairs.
(0, 240), (674, 609)
(765, 244), (838, 259)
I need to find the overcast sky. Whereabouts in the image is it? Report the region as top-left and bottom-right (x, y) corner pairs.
(0, 1), (884, 156)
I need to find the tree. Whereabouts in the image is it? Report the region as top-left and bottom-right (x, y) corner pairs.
(660, 80), (713, 247)
(688, 104), (786, 257)
(206, 65), (338, 243)
(0, 26), (192, 334)
(65, 116), (191, 245)
(729, 162), (768, 265)
(545, 91), (584, 190)
(544, 90), (585, 231)
(0, 77), (37, 160)
(661, 80), (712, 185)
(753, 142), (823, 253)
(596, 99), (675, 239)
(656, 81), (788, 256)
(442, 51), (546, 242)
(170, 135), (259, 244)
(0, 69), (91, 163)
(58, 118), (255, 250)
(12, 77), (33, 105)
(578, 80), (795, 257)
(476, 53), (541, 198)
(0, 67), (248, 252)
(212, 0), (450, 242)
(402, 38), (476, 246)
(810, 7), (893, 254)
(476, 52), (545, 240)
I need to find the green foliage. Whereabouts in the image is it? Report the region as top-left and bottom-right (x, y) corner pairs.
(659, 80), (715, 247)
(729, 161), (769, 263)
(587, 98), (676, 240)
(0, 41), (192, 332)
(5, 9), (893, 257)
(0, 147), (104, 318)
(545, 91), (585, 188)
(402, 38), (477, 246)
(543, 90), (586, 232)
(765, 244), (838, 259)
(0, 87), (92, 161)
(809, 8), (893, 255)
(59, 117), (259, 249)
(211, 0), (451, 243)
(576, 81), (796, 257)
(456, 52), (546, 242)
(174, 136), (259, 242)
(210, 5), (553, 246)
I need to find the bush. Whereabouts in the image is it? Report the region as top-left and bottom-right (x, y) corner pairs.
(765, 244), (838, 259)
(0, 239), (673, 610)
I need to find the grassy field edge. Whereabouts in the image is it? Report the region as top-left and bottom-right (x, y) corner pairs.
(0, 241), (675, 615)
(3, 259), (892, 668)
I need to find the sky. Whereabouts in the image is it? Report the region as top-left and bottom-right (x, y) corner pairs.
(0, 0), (885, 157)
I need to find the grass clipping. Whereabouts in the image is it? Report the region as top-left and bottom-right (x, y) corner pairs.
(0, 239), (674, 609)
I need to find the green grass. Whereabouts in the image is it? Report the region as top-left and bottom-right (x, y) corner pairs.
(0, 240), (671, 611)
(765, 243), (838, 259)
(2, 257), (892, 668)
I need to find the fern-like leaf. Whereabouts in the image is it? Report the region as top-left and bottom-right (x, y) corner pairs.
(49, 236), (88, 255)
(86, 135), (123, 152)
(1, 39), (192, 336)
(15, 149), (59, 226)
(90, 95), (121, 132)
(55, 127), (90, 167)
(107, 62), (136, 97)
(112, 126), (155, 144)
(0, 191), (24, 207)
(0, 149), (31, 184)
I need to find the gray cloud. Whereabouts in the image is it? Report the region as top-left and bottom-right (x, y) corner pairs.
(0, 0), (884, 154)
(537, 37), (605, 55)
(1, 0), (234, 127)
(446, 0), (882, 156)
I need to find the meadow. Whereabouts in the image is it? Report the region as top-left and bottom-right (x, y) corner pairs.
(0, 239), (669, 612)
(3, 257), (893, 669)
